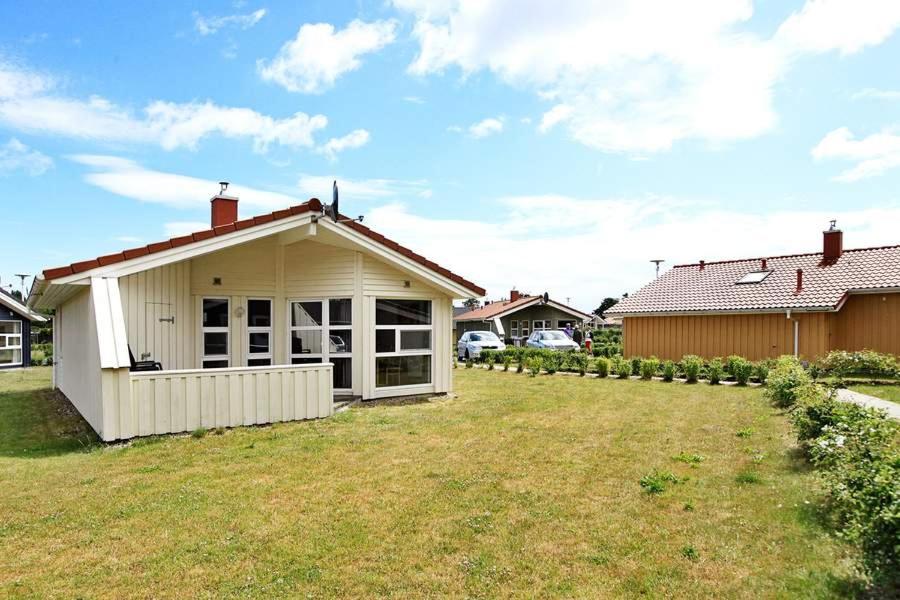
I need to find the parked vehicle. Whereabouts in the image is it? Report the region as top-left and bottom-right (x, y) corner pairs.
(526, 330), (580, 351)
(457, 331), (506, 360)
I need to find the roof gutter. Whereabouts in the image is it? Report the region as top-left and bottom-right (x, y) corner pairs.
(609, 306), (836, 318)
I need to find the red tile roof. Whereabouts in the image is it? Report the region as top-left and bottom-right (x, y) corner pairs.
(41, 198), (485, 296)
(454, 296), (539, 321)
(608, 245), (900, 315)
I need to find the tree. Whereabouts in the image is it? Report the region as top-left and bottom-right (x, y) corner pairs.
(594, 297), (618, 317)
(463, 298), (481, 310)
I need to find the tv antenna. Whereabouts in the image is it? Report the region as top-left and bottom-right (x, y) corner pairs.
(13, 273), (28, 295)
(650, 259), (665, 278)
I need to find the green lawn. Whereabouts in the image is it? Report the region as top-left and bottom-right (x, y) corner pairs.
(849, 384), (900, 405)
(0, 367), (858, 598)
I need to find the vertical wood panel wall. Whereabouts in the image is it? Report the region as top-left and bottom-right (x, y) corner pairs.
(623, 312), (830, 361)
(832, 292), (900, 355)
(111, 364), (333, 441)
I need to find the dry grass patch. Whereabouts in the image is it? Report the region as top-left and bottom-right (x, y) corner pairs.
(0, 367), (859, 597)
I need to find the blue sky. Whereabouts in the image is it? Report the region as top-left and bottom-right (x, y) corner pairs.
(1, 0), (900, 310)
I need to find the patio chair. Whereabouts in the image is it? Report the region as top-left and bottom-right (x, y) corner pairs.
(128, 346), (163, 372)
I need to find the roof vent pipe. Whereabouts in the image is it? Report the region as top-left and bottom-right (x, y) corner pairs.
(699, 260), (705, 271)
(795, 268), (803, 294)
(761, 258), (767, 270)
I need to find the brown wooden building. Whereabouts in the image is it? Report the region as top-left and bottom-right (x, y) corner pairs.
(608, 225), (900, 361)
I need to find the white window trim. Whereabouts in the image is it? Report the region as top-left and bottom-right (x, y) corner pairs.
(201, 297), (229, 368)
(288, 298), (353, 391)
(375, 299), (433, 388)
(246, 297), (272, 366)
(0, 320), (23, 366)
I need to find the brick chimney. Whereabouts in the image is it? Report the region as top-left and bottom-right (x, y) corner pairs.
(510, 289), (520, 302)
(822, 220), (843, 264)
(211, 194), (238, 228)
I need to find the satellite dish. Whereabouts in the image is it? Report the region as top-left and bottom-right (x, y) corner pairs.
(323, 180), (340, 223)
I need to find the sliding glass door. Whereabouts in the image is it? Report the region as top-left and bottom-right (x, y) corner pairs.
(289, 298), (352, 392)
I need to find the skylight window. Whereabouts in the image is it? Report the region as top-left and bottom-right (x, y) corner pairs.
(736, 270), (772, 284)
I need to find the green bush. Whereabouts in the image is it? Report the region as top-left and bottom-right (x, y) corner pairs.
(725, 355), (744, 378)
(465, 359), (473, 369)
(681, 355), (703, 383)
(594, 357), (610, 378)
(482, 350), (497, 370)
(640, 357), (660, 380)
(661, 360), (676, 382)
(502, 353), (512, 372)
(765, 356), (812, 408)
(630, 356), (643, 376)
(543, 351), (564, 375)
(525, 355), (542, 377)
(817, 349), (899, 380)
(567, 351), (588, 376)
(789, 384), (900, 588)
(754, 361), (770, 384)
(612, 356), (631, 379)
(707, 358), (724, 385)
(731, 357), (753, 386)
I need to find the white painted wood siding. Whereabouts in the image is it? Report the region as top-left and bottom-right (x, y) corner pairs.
(109, 364), (333, 441)
(363, 255), (442, 298)
(284, 240), (356, 297)
(119, 261), (194, 370)
(192, 237), (277, 296)
(56, 287), (104, 434)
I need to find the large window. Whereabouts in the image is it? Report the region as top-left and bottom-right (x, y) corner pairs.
(247, 298), (272, 367)
(510, 319), (519, 338)
(375, 299), (432, 388)
(289, 299), (352, 390)
(532, 320), (550, 331)
(201, 298), (229, 368)
(0, 321), (22, 366)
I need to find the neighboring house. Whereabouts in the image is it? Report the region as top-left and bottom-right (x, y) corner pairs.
(0, 287), (46, 369)
(590, 314), (623, 329)
(27, 192), (483, 441)
(608, 224), (900, 360)
(454, 290), (592, 344)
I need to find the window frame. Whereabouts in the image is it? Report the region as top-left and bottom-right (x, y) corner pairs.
(288, 298), (353, 392)
(374, 298), (434, 389)
(201, 297), (230, 369)
(510, 319), (519, 337)
(0, 320), (23, 367)
(246, 297), (273, 367)
(532, 320), (550, 331)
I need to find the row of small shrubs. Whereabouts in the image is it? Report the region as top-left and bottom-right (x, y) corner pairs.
(816, 349), (899, 381)
(766, 356), (899, 591)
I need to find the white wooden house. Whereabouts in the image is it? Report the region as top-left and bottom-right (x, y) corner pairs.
(28, 193), (484, 441)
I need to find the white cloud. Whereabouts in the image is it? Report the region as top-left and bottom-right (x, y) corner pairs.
(538, 104), (573, 133)
(851, 88), (900, 101)
(297, 173), (430, 200)
(775, 0), (900, 55)
(812, 126), (900, 182)
(194, 8), (267, 35)
(395, 0), (900, 154)
(365, 195), (900, 310)
(0, 60), (328, 153)
(69, 154), (302, 211)
(315, 129), (371, 160)
(468, 117), (504, 138)
(446, 125), (462, 133)
(403, 95), (425, 104)
(258, 20), (397, 93)
(0, 138), (53, 176)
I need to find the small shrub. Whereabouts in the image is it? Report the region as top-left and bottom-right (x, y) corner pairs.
(465, 359), (473, 369)
(640, 357), (660, 380)
(594, 357), (610, 378)
(639, 469), (681, 495)
(735, 471), (761, 484)
(680, 545), (700, 561)
(483, 351), (496, 371)
(630, 356), (643, 376)
(707, 358), (725, 385)
(502, 354), (512, 372)
(754, 361), (770, 384)
(191, 427), (207, 439)
(765, 355), (812, 408)
(612, 356), (631, 379)
(568, 351), (588, 376)
(681, 355), (703, 383)
(731, 357), (753, 386)
(543, 351), (563, 375)
(661, 360), (676, 382)
(525, 355), (542, 377)
(725, 355), (744, 378)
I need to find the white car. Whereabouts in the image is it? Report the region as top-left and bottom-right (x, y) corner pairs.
(525, 330), (580, 351)
(457, 331), (506, 360)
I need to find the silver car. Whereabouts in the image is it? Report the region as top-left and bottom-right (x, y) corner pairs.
(525, 330), (580, 351)
(457, 331), (506, 361)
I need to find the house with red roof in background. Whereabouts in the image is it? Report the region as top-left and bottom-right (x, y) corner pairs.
(607, 223), (900, 361)
(27, 188), (484, 441)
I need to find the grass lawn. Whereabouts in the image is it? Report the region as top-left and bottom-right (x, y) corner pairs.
(848, 384), (900, 405)
(0, 367), (858, 598)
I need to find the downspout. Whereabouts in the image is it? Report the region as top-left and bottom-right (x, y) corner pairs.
(786, 309), (798, 358)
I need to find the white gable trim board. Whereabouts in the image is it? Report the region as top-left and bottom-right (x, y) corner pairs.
(37, 219), (472, 441)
